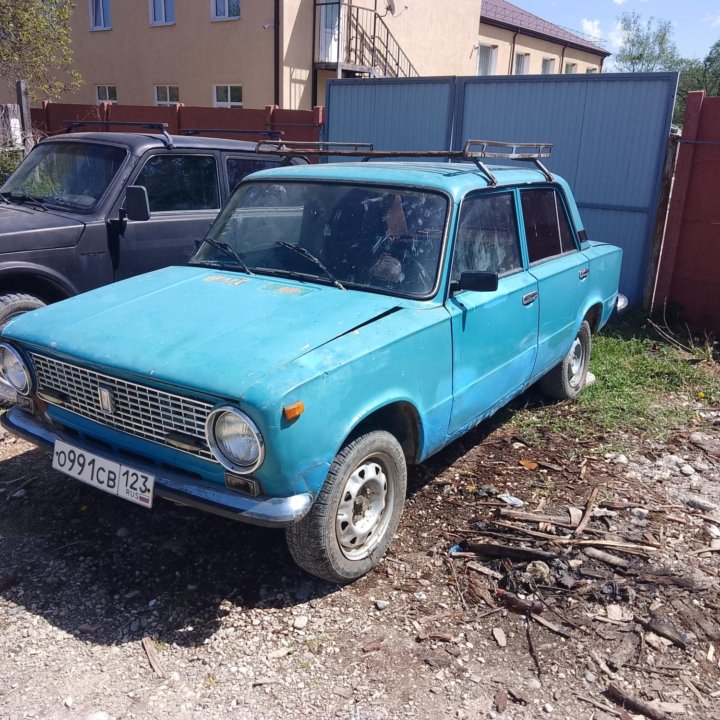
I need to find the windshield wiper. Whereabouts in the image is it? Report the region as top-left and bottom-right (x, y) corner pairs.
(276, 241), (345, 291)
(4, 192), (48, 211)
(194, 238), (254, 275)
(0, 192), (10, 205)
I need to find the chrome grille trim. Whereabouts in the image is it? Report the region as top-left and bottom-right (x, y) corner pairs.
(31, 353), (217, 462)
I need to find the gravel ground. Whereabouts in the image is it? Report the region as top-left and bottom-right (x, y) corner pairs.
(1, 404), (719, 720)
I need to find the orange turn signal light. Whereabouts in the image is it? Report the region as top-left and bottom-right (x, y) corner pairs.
(283, 401), (305, 421)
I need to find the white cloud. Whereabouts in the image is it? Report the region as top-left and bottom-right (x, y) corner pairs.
(704, 13), (720, 27)
(581, 18), (603, 38)
(608, 20), (626, 49)
(613, 0), (628, 5)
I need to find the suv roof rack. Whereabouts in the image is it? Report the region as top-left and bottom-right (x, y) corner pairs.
(255, 139), (553, 186)
(63, 120), (174, 149)
(181, 128), (284, 140)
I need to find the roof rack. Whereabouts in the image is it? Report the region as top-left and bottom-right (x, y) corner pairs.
(181, 128), (285, 140)
(63, 120), (174, 149)
(255, 139), (553, 186)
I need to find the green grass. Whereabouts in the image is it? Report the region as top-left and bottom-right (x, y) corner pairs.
(506, 313), (719, 451)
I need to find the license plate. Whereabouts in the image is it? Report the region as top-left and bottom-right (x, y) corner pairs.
(52, 440), (154, 508)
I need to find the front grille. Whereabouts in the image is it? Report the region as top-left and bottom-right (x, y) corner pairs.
(31, 354), (217, 462)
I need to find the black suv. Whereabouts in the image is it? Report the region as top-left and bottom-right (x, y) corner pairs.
(0, 130), (301, 325)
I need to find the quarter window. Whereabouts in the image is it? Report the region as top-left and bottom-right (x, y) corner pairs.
(134, 155), (220, 212)
(96, 85), (117, 103)
(155, 85), (180, 105)
(226, 157), (278, 193)
(452, 192), (523, 282)
(151, 0), (175, 24)
(212, 0), (240, 20)
(520, 189), (576, 264)
(214, 85), (243, 108)
(90, 0), (111, 29)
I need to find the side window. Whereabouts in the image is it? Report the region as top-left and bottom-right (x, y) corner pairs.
(134, 155), (219, 213)
(452, 192), (522, 282)
(520, 188), (577, 264)
(226, 157), (279, 194)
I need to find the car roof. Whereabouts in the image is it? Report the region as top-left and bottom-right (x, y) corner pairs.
(38, 132), (262, 153)
(246, 161), (561, 199)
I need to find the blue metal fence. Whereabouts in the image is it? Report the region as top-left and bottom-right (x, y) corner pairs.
(324, 73), (678, 304)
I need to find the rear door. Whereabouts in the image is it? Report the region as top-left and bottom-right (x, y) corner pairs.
(446, 190), (539, 435)
(114, 151), (222, 280)
(224, 154), (285, 196)
(519, 187), (589, 377)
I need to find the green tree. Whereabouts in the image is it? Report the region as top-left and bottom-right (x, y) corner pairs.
(614, 11), (681, 72)
(0, 0), (82, 101)
(673, 41), (720, 125)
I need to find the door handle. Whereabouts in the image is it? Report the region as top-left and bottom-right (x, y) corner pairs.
(579, 268), (589, 280)
(522, 291), (538, 306)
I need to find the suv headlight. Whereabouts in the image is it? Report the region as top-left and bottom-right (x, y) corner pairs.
(206, 406), (264, 474)
(0, 343), (33, 395)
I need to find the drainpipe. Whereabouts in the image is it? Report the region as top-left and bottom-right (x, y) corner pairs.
(311, 0), (318, 107)
(560, 43), (568, 74)
(274, 0), (280, 106)
(508, 30), (519, 74)
(600, 55), (605, 73)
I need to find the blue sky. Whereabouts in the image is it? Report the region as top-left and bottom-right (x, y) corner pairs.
(514, 0), (719, 62)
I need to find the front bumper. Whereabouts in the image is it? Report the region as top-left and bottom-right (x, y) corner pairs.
(1, 406), (313, 528)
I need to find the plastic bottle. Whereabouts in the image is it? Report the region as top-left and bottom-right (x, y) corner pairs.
(496, 588), (543, 614)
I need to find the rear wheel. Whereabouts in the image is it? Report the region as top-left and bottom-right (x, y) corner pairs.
(539, 320), (591, 401)
(286, 430), (407, 583)
(0, 293), (45, 407)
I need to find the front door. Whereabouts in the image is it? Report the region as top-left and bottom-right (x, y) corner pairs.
(115, 152), (222, 280)
(447, 190), (539, 435)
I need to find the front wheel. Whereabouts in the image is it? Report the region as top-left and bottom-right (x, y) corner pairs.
(286, 430), (407, 583)
(539, 320), (591, 401)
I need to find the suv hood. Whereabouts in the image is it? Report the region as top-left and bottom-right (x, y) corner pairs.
(0, 203), (85, 253)
(3, 265), (403, 399)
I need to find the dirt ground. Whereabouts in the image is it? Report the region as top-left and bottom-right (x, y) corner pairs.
(1, 397), (719, 720)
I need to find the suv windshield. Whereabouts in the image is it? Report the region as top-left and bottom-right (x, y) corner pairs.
(0, 142), (127, 212)
(191, 181), (448, 297)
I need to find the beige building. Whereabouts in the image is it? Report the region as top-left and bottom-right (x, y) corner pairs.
(1, 1), (610, 110)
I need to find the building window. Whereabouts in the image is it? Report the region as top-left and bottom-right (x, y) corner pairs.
(212, 0), (240, 20)
(96, 85), (118, 103)
(151, 0), (175, 25)
(214, 85), (243, 108)
(514, 53), (530, 75)
(564, 63), (578, 74)
(90, 0), (111, 30)
(586, 68), (598, 74)
(155, 85), (180, 105)
(477, 45), (498, 76)
(541, 58), (555, 75)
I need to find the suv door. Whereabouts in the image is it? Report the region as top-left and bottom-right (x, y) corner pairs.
(519, 187), (589, 377)
(446, 190), (539, 435)
(114, 152), (222, 280)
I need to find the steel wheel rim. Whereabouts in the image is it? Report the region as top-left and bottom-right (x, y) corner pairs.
(336, 454), (394, 560)
(567, 337), (585, 389)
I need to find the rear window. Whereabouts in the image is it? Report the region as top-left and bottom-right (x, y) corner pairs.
(520, 188), (576, 264)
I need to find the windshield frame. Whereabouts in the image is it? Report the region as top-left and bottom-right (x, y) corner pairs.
(190, 178), (453, 301)
(0, 139), (131, 214)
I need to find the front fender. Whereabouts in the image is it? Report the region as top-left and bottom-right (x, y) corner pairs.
(0, 261), (79, 298)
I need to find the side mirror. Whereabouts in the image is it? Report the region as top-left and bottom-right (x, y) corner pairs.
(125, 185), (151, 222)
(451, 271), (499, 294)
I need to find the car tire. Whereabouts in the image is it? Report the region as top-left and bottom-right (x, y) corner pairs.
(0, 293), (45, 407)
(539, 320), (591, 401)
(286, 430), (407, 583)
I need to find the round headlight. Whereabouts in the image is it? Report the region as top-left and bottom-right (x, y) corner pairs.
(0, 343), (32, 395)
(206, 406), (264, 473)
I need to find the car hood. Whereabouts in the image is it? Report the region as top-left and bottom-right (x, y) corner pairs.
(3, 265), (404, 400)
(0, 203), (85, 252)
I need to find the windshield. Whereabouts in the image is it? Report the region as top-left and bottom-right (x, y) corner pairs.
(0, 142), (127, 212)
(191, 181), (448, 298)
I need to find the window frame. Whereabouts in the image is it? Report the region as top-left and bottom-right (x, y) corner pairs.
(89, 0), (112, 30)
(476, 44), (498, 77)
(519, 186), (580, 268)
(132, 152), (221, 214)
(514, 53), (530, 76)
(154, 85), (180, 106)
(95, 85), (118, 104)
(211, 0), (240, 21)
(213, 84), (243, 108)
(150, 0), (175, 26)
(564, 62), (578, 74)
(541, 58), (556, 75)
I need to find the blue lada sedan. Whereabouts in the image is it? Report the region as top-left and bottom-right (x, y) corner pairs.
(0, 142), (625, 582)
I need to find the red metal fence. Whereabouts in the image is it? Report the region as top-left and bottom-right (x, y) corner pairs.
(653, 91), (720, 332)
(30, 102), (324, 143)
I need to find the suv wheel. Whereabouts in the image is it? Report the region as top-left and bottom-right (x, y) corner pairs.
(286, 430), (407, 583)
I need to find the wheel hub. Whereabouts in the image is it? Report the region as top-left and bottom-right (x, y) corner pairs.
(567, 337), (585, 388)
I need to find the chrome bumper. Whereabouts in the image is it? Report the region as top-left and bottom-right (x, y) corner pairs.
(1, 406), (313, 528)
(615, 293), (629, 313)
